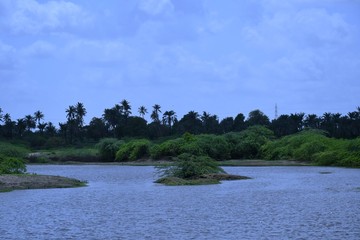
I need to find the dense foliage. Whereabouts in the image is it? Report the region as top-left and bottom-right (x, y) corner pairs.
(1, 102), (359, 168)
(156, 153), (225, 179)
(261, 130), (360, 167)
(0, 142), (28, 174)
(1, 104), (359, 150)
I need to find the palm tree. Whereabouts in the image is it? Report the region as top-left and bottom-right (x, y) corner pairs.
(75, 102), (87, 127)
(0, 107), (3, 123)
(16, 118), (26, 137)
(163, 110), (177, 129)
(120, 99), (131, 118)
(37, 122), (48, 134)
(34, 110), (44, 125)
(138, 106), (147, 118)
(24, 114), (36, 132)
(151, 104), (161, 123)
(45, 122), (57, 136)
(66, 105), (76, 121)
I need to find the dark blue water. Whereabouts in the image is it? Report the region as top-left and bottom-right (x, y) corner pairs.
(1, 165), (359, 239)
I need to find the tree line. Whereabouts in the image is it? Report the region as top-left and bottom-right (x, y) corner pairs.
(0, 101), (359, 147)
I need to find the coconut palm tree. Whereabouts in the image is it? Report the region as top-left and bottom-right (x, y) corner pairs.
(66, 105), (76, 121)
(138, 106), (147, 118)
(75, 102), (87, 127)
(163, 110), (177, 129)
(120, 99), (131, 118)
(151, 104), (161, 123)
(45, 122), (57, 136)
(16, 118), (26, 137)
(34, 110), (44, 125)
(0, 107), (3, 123)
(24, 114), (36, 132)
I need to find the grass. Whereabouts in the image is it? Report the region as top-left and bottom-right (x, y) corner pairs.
(28, 147), (99, 163)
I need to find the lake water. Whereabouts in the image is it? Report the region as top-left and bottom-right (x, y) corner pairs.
(1, 165), (359, 240)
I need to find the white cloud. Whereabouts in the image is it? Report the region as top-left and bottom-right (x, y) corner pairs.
(138, 0), (174, 16)
(243, 6), (351, 50)
(0, 41), (17, 70)
(23, 40), (56, 57)
(2, 0), (90, 34)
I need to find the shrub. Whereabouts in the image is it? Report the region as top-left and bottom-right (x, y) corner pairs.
(226, 126), (274, 159)
(0, 142), (29, 158)
(96, 138), (124, 161)
(0, 155), (27, 174)
(197, 135), (231, 160)
(150, 138), (185, 159)
(115, 139), (151, 161)
(156, 153), (225, 179)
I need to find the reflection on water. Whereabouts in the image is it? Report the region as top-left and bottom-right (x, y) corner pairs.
(1, 165), (359, 239)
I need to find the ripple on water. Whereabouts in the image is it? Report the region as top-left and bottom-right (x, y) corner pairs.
(0, 165), (359, 239)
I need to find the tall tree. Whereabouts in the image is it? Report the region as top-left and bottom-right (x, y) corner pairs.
(45, 122), (57, 137)
(75, 102), (87, 127)
(163, 110), (177, 130)
(0, 107), (3, 123)
(246, 109), (270, 127)
(24, 114), (36, 132)
(138, 106), (148, 118)
(16, 118), (26, 137)
(151, 104), (162, 123)
(120, 99), (131, 118)
(34, 110), (44, 126)
(175, 111), (202, 134)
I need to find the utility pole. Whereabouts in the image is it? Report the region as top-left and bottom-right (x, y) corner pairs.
(275, 103), (278, 119)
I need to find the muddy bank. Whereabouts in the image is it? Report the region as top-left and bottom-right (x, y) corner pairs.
(0, 174), (86, 192)
(155, 173), (251, 186)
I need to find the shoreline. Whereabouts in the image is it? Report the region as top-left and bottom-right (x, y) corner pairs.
(0, 174), (87, 192)
(27, 159), (311, 167)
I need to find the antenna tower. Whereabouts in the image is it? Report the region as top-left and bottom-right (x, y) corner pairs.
(275, 103), (278, 119)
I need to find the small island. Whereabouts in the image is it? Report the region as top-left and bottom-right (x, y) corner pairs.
(155, 153), (251, 186)
(0, 155), (86, 192)
(0, 174), (87, 192)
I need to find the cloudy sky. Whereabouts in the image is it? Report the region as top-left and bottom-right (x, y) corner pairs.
(1, 0), (359, 124)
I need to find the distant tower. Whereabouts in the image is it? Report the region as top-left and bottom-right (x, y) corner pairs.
(275, 103), (278, 119)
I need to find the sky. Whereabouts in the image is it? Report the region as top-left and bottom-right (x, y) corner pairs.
(1, 0), (360, 125)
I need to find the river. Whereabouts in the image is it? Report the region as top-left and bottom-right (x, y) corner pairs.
(1, 165), (359, 239)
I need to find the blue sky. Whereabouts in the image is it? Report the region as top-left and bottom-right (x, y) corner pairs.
(1, 0), (359, 124)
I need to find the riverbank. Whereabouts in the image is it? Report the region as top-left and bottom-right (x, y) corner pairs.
(0, 174), (87, 192)
(28, 159), (310, 167)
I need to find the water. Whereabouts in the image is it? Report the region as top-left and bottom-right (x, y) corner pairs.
(1, 165), (359, 240)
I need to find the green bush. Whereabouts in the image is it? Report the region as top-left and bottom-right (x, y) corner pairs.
(115, 139), (151, 161)
(226, 126), (274, 159)
(260, 130), (360, 167)
(0, 142), (29, 158)
(150, 138), (185, 159)
(157, 153), (225, 179)
(197, 135), (231, 160)
(96, 138), (124, 161)
(0, 155), (27, 174)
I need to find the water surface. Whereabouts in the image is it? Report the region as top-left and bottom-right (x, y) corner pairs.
(1, 165), (359, 239)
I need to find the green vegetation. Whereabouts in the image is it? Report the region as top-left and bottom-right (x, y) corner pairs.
(0, 102), (359, 168)
(115, 139), (151, 161)
(260, 130), (360, 167)
(0, 156), (27, 174)
(156, 153), (225, 179)
(0, 142), (28, 174)
(96, 138), (124, 161)
(155, 154), (249, 185)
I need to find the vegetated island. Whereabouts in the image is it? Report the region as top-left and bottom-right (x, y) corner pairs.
(154, 154), (251, 186)
(0, 174), (86, 192)
(0, 154), (86, 192)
